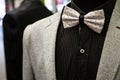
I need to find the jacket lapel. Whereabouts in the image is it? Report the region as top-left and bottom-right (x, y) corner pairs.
(43, 12), (61, 80)
(96, 0), (120, 80)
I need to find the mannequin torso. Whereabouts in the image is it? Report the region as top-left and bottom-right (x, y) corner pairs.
(72, 0), (109, 12)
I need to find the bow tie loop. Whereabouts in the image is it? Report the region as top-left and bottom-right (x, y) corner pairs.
(62, 6), (105, 34)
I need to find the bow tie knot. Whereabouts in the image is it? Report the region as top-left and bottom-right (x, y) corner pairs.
(62, 6), (105, 34)
(79, 14), (84, 24)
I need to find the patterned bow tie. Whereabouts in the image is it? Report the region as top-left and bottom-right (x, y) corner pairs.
(62, 6), (105, 33)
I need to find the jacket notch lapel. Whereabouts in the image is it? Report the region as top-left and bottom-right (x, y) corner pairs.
(43, 12), (61, 80)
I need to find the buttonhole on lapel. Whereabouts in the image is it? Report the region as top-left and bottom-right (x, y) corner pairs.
(116, 26), (120, 30)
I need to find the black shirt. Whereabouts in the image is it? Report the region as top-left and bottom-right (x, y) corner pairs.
(55, 0), (116, 80)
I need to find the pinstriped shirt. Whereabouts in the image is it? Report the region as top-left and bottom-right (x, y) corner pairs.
(55, 0), (116, 80)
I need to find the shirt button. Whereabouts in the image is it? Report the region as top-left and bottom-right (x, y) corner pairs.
(80, 49), (85, 54)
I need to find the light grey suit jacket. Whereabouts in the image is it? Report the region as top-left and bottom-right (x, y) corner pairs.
(23, 0), (120, 80)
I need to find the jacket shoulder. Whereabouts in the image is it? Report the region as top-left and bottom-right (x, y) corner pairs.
(4, 1), (53, 27)
(23, 12), (61, 38)
(25, 12), (61, 31)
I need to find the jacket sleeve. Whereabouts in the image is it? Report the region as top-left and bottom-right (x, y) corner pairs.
(23, 25), (35, 80)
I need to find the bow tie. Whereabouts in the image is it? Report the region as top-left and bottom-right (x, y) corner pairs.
(62, 6), (105, 33)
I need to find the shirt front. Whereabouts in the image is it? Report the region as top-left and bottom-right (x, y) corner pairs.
(55, 0), (116, 80)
